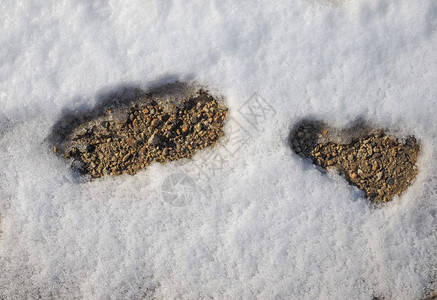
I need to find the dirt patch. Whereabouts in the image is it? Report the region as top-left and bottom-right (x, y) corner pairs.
(50, 82), (228, 178)
(290, 119), (420, 203)
(424, 293), (437, 300)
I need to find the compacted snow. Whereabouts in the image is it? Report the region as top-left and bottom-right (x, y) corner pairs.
(1, 0), (437, 299)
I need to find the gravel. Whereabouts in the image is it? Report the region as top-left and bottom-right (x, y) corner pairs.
(51, 84), (228, 178)
(290, 120), (420, 203)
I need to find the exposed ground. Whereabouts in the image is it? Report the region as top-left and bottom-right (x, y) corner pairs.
(290, 120), (420, 203)
(51, 85), (228, 177)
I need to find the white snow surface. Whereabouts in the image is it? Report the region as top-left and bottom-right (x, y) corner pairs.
(1, 0), (437, 299)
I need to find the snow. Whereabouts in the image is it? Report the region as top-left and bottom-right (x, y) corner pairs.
(1, 0), (437, 298)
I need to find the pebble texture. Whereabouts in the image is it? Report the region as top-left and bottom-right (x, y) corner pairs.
(291, 120), (420, 203)
(51, 84), (228, 177)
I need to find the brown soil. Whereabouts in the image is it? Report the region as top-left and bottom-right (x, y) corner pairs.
(52, 85), (228, 177)
(290, 120), (420, 203)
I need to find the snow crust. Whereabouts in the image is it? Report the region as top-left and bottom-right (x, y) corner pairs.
(1, 0), (437, 298)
